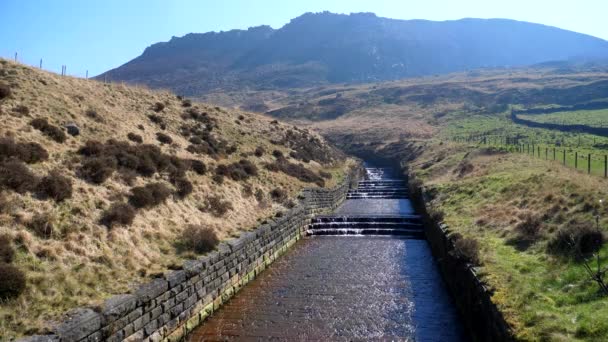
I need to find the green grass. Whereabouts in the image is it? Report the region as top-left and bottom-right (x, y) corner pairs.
(519, 109), (608, 129)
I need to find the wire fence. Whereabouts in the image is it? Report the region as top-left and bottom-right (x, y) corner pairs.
(6, 51), (107, 82)
(453, 135), (608, 178)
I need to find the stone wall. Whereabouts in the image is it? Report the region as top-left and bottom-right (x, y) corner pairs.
(407, 179), (514, 342)
(21, 171), (358, 342)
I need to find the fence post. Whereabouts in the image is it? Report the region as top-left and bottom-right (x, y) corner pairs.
(563, 150), (566, 166)
(545, 147), (548, 160)
(553, 148), (556, 161)
(14, 52), (17, 62)
(39, 59), (42, 69)
(538, 146), (540, 158)
(605, 155), (607, 178)
(575, 152), (578, 169)
(86, 70), (88, 79)
(588, 153), (591, 174)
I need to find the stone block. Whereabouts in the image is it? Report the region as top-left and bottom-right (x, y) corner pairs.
(165, 270), (187, 288)
(183, 259), (204, 277)
(135, 279), (169, 304)
(55, 308), (103, 342)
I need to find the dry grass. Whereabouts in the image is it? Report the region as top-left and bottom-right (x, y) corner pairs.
(0, 59), (352, 339)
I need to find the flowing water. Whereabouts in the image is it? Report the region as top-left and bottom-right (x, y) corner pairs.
(187, 167), (466, 341)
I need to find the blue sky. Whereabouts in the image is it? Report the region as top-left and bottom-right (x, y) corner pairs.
(1, 0), (606, 77)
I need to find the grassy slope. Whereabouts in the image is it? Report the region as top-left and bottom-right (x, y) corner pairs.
(0, 59), (352, 338)
(519, 109), (608, 128)
(410, 142), (608, 340)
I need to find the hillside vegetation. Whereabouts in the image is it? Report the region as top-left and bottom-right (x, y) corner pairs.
(0, 59), (351, 338)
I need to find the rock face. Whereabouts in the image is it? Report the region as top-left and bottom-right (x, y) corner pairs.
(98, 12), (608, 95)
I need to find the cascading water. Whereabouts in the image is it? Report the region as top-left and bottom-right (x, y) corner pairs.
(187, 165), (466, 341)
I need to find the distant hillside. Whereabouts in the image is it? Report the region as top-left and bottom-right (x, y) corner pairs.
(99, 12), (608, 96)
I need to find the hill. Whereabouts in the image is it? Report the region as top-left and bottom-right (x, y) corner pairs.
(0, 59), (351, 338)
(98, 12), (608, 97)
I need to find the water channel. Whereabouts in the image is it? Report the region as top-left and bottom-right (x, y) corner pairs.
(187, 166), (466, 341)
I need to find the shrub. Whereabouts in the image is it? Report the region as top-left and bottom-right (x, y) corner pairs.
(100, 203), (136, 228)
(514, 212), (542, 240)
(0, 235), (14, 263)
(156, 132), (173, 145)
(451, 235), (481, 265)
(237, 115), (245, 121)
(0, 138), (48, 164)
(0, 264), (26, 299)
(270, 188), (287, 203)
(79, 157), (116, 184)
(129, 183), (172, 208)
(272, 150), (284, 159)
(173, 178), (193, 199)
(454, 160), (474, 178)
(242, 183), (253, 198)
(189, 159), (206, 175)
(203, 195), (233, 217)
(12, 105), (29, 116)
(254, 146), (265, 157)
(255, 189), (265, 202)
(37, 171), (72, 202)
(153, 102), (165, 112)
(0, 83), (11, 99)
(265, 160), (324, 186)
(182, 99), (192, 107)
(85, 108), (99, 120)
(0, 160), (38, 193)
(549, 221), (604, 258)
(215, 159), (258, 182)
(181, 225), (219, 253)
(127, 133), (143, 144)
(28, 213), (55, 239)
(30, 118), (67, 143)
(148, 114), (164, 125)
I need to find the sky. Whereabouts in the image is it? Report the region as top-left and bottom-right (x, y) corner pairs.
(1, 0), (607, 77)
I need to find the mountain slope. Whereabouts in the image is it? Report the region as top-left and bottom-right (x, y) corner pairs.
(0, 59), (350, 338)
(99, 12), (608, 96)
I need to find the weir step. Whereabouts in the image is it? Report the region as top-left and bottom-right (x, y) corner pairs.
(307, 228), (425, 238)
(312, 215), (422, 223)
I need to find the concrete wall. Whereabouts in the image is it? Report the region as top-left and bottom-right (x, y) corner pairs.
(408, 179), (514, 342)
(22, 171), (358, 342)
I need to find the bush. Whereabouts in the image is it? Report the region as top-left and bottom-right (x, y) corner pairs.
(181, 225), (219, 254)
(272, 150), (284, 159)
(37, 171), (72, 202)
(28, 213), (55, 239)
(129, 183), (172, 208)
(237, 115), (245, 121)
(173, 178), (193, 199)
(156, 132), (173, 144)
(451, 235), (481, 265)
(79, 157), (116, 184)
(265, 160), (324, 186)
(85, 108), (99, 120)
(270, 188), (287, 203)
(153, 102), (165, 112)
(242, 183), (253, 198)
(0, 138), (48, 164)
(30, 118), (67, 143)
(100, 203), (136, 228)
(203, 195), (233, 217)
(0, 160), (38, 193)
(215, 159), (258, 182)
(0, 83), (11, 100)
(127, 133), (143, 144)
(189, 159), (206, 175)
(12, 105), (29, 116)
(549, 221), (604, 258)
(0, 235), (14, 263)
(148, 114), (164, 125)
(514, 212), (542, 240)
(0, 264), (26, 299)
(254, 146), (265, 157)
(182, 99), (192, 107)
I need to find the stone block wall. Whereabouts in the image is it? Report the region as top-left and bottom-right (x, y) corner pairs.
(21, 170), (358, 342)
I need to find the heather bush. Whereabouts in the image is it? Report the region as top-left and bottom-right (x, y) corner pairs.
(0, 160), (39, 193)
(129, 183), (172, 209)
(549, 221), (604, 258)
(37, 171), (72, 202)
(0, 138), (48, 164)
(30, 118), (67, 143)
(319, 171), (332, 179)
(265, 160), (324, 186)
(254, 146), (265, 157)
(12, 105), (29, 116)
(153, 102), (165, 112)
(127, 132), (143, 144)
(202, 195), (233, 217)
(79, 157), (116, 184)
(156, 132), (173, 144)
(173, 178), (193, 199)
(514, 212), (543, 240)
(189, 159), (206, 175)
(0, 235), (14, 263)
(270, 188), (287, 203)
(450, 234), (481, 265)
(181, 225), (219, 254)
(100, 203), (136, 228)
(0, 83), (11, 99)
(272, 150), (284, 159)
(215, 159), (258, 182)
(0, 264), (26, 299)
(182, 99), (192, 107)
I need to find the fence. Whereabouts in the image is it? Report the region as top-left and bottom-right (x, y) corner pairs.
(452, 135), (608, 178)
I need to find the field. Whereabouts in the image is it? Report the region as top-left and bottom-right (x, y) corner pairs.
(519, 109), (608, 128)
